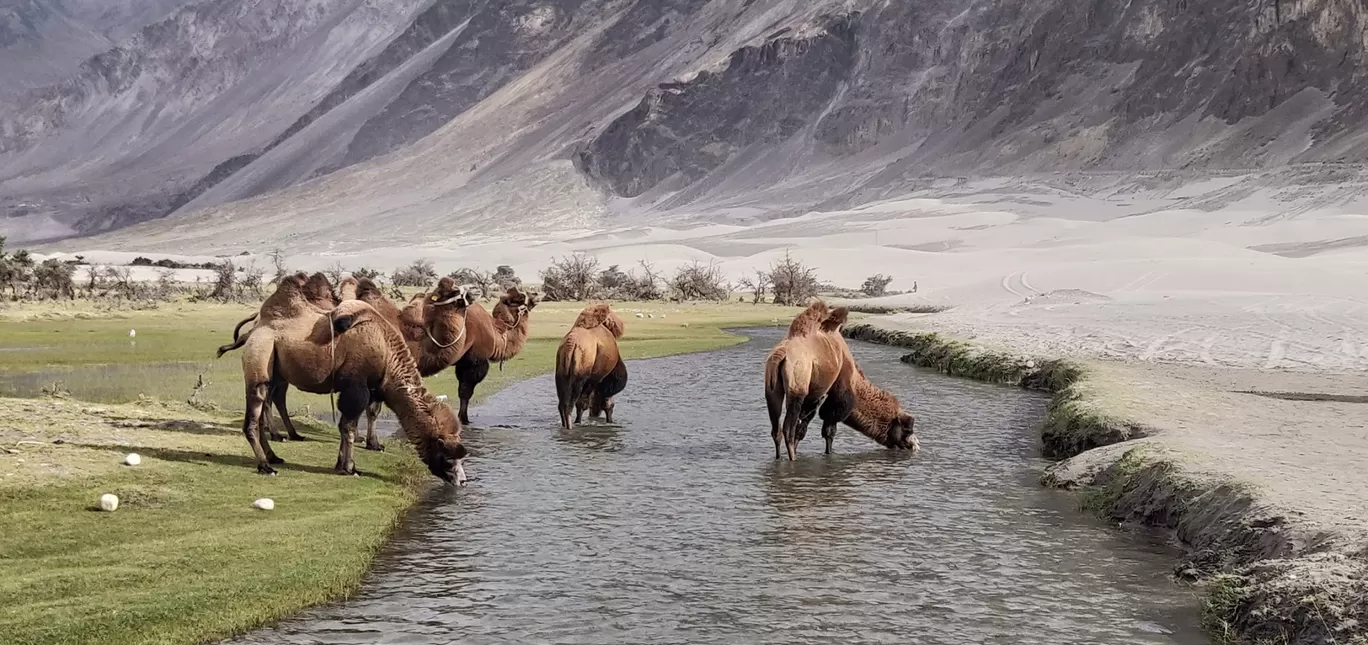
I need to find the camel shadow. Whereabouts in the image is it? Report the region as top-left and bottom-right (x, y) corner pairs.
(72, 442), (391, 482)
(111, 419), (239, 436)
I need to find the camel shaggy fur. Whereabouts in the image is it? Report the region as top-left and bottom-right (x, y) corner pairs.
(555, 304), (627, 429)
(763, 301), (854, 460)
(815, 361), (919, 454)
(236, 276), (469, 483)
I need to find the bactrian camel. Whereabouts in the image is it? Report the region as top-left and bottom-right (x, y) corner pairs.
(764, 300), (918, 459)
(217, 271), (339, 442)
(555, 303), (628, 430)
(237, 275), (469, 483)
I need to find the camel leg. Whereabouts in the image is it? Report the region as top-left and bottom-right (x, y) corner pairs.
(766, 387), (785, 460)
(361, 398), (385, 451)
(781, 392), (807, 461)
(242, 382), (278, 475)
(558, 377), (583, 430)
(454, 355), (490, 426)
(821, 421), (838, 454)
(334, 382), (368, 475)
(602, 399), (615, 425)
(269, 378), (306, 442)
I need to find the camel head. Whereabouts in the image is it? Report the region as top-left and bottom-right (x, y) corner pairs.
(886, 410), (919, 452)
(500, 285), (539, 318)
(427, 277), (477, 309)
(417, 401), (469, 484)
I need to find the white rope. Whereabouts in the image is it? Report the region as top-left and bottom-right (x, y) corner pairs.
(427, 319), (467, 349)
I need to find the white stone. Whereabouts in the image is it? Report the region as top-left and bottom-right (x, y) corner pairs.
(635, 312), (644, 318)
(98, 494), (119, 512)
(123, 453), (141, 466)
(128, 329), (136, 338)
(253, 498), (275, 511)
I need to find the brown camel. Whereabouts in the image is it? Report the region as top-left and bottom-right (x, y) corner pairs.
(814, 361), (920, 454)
(216, 271), (339, 442)
(236, 276), (469, 483)
(763, 300), (852, 460)
(555, 303), (627, 430)
(219, 274), (476, 450)
(447, 285), (539, 425)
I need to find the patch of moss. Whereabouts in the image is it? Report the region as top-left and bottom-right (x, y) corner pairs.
(1203, 573), (1252, 645)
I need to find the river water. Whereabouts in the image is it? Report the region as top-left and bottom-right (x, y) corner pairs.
(227, 328), (1203, 644)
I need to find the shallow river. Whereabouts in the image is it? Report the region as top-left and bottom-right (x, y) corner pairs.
(227, 328), (1203, 644)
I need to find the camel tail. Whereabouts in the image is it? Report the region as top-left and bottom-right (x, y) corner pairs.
(216, 313), (259, 358)
(765, 345), (788, 398)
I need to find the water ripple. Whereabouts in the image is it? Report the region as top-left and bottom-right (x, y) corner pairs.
(226, 328), (1203, 645)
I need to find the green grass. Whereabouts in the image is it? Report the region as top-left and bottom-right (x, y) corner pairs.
(0, 298), (796, 645)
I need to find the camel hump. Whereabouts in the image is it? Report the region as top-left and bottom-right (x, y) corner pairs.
(786, 300), (831, 336)
(820, 307), (849, 332)
(572, 303), (624, 337)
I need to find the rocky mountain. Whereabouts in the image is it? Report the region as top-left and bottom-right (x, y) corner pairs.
(2, 0), (1366, 248)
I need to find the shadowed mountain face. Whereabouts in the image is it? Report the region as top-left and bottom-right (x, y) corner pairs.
(2, 0), (1367, 246)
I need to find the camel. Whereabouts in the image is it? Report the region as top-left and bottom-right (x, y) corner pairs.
(763, 300), (854, 460)
(444, 285), (539, 425)
(236, 275), (469, 483)
(581, 356), (628, 425)
(555, 303), (627, 430)
(216, 272), (339, 442)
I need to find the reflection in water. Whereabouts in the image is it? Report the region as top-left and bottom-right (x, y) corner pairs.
(226, 328), (1202, 645)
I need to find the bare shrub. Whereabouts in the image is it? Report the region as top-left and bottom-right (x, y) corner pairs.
(352, 266), (382, 281)
(493, 265), (520, 288)
(32, 259), (76, 300)
(539, 253), (599, 301)
(241, 263), (266, 298)
(669, 260), (730, 301)
(0, 237), (34, 298)
(210, 260), (237, 301)
(861, 273), (894, 298)
(768, 251), (818, 306)
(268, 248), (289, 283)
(391, 259), (437, 287)
(102, 266), (136, 299)
(324, 261), (347, 285)
(736, 269), (771, 304)
(597, 261), (665, 300)
(155, 268), (177, 300)
(447, 268), (494, 300)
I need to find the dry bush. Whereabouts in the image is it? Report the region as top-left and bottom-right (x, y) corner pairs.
(861, 273), (894, 297)
(352, 266), (382, 281)
(391, 259), (437, 288)
(324, 261), (347, 285)
(268, 248), (289, 283)
(31, 259), (76, 300)
(539, 253), (599, 301)
(447, 268), (494, 300)
(240, 263), (265, 298)
(768, 251), (819, 306)
(599, 261), (664, 301)
(493, 265), (520, 288)
(736, 269), (771, 304)
(669, 260), (730, 301)
(210, 260), (236, 301)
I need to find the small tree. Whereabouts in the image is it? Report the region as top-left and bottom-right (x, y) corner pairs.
(155, 268), (177, 300)
(447, 268), (493, 300)
(102, 266), (135, 299)
(0, 237), (35, 298)
(268, 248), (289, 283)
(861, 273), (894, 298)
(669, 260), (730, 301)
(539, 253), (599, 301)
(769, 251), (818, 306)
(391, 259), (437, 287)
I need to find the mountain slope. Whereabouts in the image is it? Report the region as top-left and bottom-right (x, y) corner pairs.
(4, 0), (1368, 248)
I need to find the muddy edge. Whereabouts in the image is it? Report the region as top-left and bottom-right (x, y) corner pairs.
(843, 322), (1366, 645)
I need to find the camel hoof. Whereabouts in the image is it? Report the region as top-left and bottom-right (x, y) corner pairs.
(364, 443), (385, 452)
(287, 435), (307, 442)
(334, 467), (356, 476)
(257, 465), (278, 476)
(267, 455), (285, 465)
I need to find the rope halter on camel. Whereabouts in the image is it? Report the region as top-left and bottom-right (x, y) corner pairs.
(427, 319), (467, 348)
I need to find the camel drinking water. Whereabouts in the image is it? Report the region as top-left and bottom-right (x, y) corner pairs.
(235, 275), (470, 484)
(555, 303), (628, 430)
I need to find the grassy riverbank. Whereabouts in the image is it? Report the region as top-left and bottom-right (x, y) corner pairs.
(843, 321), (1367, 645)
(0, 299), (795, 645)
